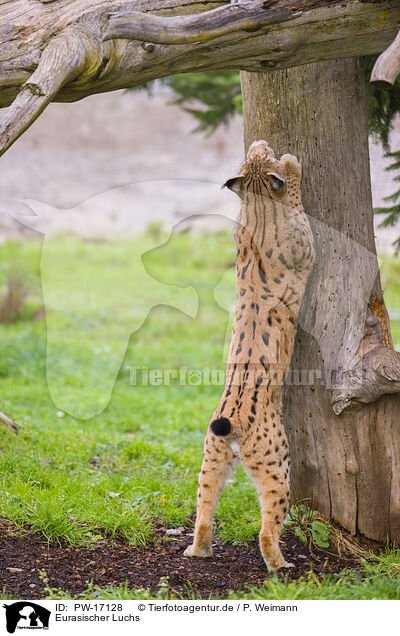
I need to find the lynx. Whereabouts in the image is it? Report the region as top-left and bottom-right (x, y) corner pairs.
(184, 140), (315, 570)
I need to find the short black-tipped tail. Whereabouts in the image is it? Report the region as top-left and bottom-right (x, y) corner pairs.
(210, 417), (232, 436)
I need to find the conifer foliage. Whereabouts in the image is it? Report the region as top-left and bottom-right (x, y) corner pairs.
(167, 71), (242, 133)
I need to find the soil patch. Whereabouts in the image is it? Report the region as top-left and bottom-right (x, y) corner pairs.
(0, 519), (361, 599)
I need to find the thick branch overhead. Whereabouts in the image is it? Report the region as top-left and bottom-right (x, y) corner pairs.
(103, 1), (299, 45)
(0, 0), (399, 156)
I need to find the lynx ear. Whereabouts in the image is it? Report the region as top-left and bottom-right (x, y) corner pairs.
(266, 172), (286, 193)
(223, 176), (245, 199)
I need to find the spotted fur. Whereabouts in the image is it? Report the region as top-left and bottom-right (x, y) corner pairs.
(184, 141), (315, 570)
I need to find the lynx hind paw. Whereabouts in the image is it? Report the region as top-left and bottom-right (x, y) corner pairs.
(184, 544), (213, 558)
(280, 153), (301, 180)
(265, 558), (295, 572)
(282, 560), (295, 569)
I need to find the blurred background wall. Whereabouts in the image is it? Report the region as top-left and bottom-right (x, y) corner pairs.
(0, 85), (399, 253)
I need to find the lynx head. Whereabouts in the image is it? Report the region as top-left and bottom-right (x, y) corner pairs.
(223, 140), (302, 207)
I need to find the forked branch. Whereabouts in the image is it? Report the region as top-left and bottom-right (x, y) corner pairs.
(103, 1), (299, 45)
(0, 26), (93, 158)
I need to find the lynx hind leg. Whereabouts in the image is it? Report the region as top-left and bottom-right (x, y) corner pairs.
(185, 425), (237, 558)
(242, 455), (292, 570)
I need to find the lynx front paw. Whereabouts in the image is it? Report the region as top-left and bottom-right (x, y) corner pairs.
(184, 544), (213, 558)
(280, 153), (301, 179)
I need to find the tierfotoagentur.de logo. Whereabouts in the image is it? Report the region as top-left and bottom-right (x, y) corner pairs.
(3, 602), (50, 634)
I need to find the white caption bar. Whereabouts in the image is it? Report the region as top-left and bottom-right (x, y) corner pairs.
(1, 599), (398, 635)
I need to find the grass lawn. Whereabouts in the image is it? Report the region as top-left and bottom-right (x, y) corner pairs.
(380, 255), (400, 346)
(0, 233), (400, 599)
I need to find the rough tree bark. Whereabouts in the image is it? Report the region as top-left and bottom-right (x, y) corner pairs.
(241, 60), (400, 542)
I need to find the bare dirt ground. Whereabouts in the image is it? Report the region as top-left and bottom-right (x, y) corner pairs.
(0, 88), (399, 251)
(0, 519), (360, 599)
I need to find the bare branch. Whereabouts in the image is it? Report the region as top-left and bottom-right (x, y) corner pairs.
(1, 1), (399, 110)
(371, 29), (400, 89)
(0, 0), (399, 154)
(103, 1), (299, 45)
(0, 411), (18, 434)
(0, 26), (94, 158)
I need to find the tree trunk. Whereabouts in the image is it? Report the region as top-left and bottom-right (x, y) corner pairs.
(241, 59), (400, 543)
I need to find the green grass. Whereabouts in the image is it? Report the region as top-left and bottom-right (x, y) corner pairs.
(380, 255), (400, 347)
(0, 233), (248, 547)
(0, 234), (399, 598)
